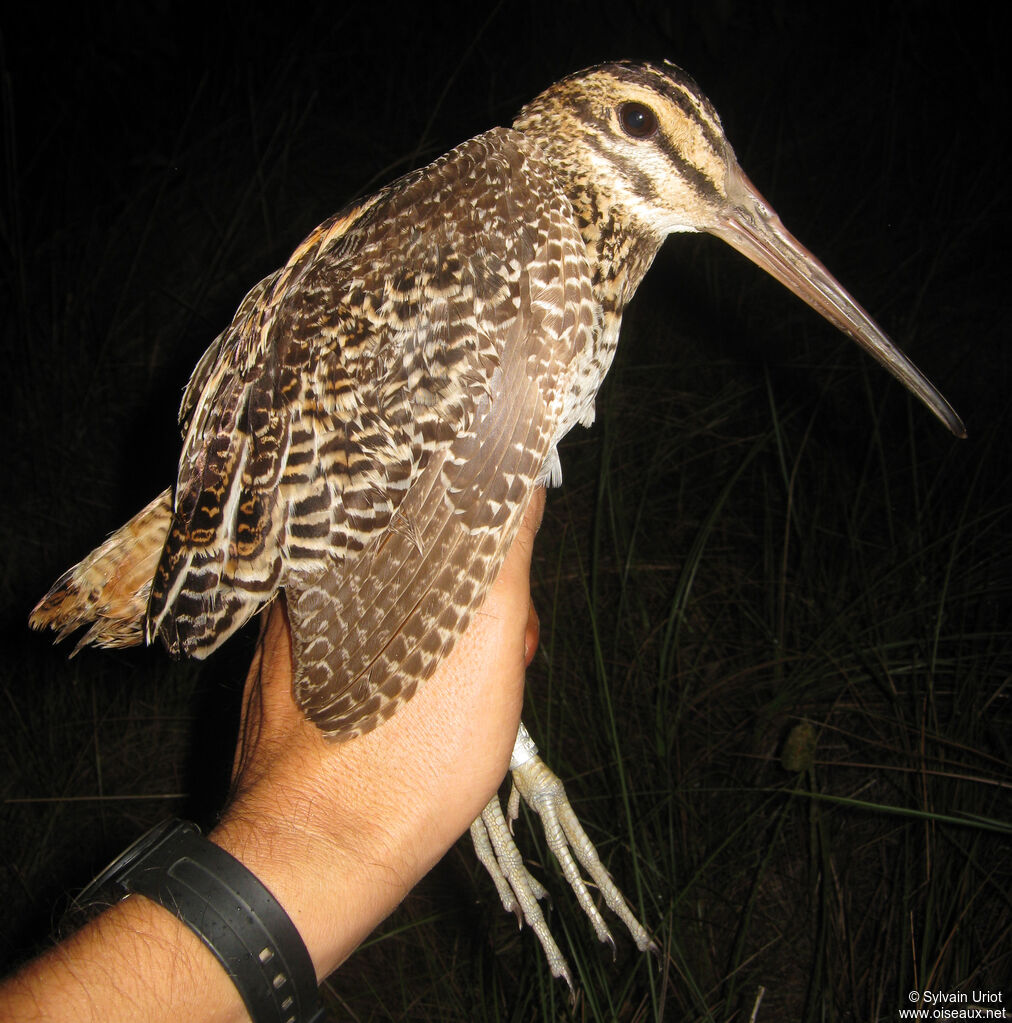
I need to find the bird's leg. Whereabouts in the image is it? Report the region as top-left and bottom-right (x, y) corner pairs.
(470, 720), (655, 987)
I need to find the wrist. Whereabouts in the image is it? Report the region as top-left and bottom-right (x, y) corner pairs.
(211, 783), (422, 980)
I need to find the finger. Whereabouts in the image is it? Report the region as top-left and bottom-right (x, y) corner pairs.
(517, 486), (546, 549)
(524, 600), (540, 668)
(491, 487), (546, 602)
(231, 599), (298, 786)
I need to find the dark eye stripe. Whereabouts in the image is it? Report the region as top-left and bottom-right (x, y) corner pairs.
(653, 132), (720, 197)
(619, 102), (658, 139)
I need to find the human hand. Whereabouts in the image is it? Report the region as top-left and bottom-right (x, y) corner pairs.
(210, 487), (546, 978)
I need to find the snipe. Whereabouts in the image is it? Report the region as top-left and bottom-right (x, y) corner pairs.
(31, 61), (964, 987)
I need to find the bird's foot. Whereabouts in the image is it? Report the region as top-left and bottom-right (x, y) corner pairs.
(470, 722), (654, 988)
(470, 793), (573, 989)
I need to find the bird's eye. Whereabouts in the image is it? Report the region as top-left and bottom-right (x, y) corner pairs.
(618, 102), (658, 139)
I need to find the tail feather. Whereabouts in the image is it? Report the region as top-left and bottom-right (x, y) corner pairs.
(30, 490), (173, 654)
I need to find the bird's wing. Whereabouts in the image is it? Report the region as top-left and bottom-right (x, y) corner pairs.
(147, 129), (597, 737)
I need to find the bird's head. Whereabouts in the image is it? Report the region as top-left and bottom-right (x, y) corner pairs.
(515, 61), (965, 438)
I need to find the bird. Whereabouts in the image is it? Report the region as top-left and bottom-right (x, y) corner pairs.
(30, 60), (965, 988)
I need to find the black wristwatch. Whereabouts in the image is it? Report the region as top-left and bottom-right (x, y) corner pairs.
(78, 818), (326, 1023)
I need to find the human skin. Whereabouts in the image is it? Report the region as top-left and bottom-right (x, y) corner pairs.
(0, 488), (545, 1023)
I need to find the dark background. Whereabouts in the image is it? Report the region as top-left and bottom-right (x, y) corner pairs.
(1, 2), (1007, 1020)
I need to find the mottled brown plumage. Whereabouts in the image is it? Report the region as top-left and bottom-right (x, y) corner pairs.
(145, 129), (602, 738)
(31, 60), (963, 983)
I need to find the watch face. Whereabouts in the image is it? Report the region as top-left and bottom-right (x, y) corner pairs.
(76, 819), (193, 905)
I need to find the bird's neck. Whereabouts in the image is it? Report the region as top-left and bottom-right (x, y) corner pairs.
(511, 122), (664, 318)
(565, 178), (665, 320)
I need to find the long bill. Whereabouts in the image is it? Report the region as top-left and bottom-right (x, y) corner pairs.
(710, 165), (966, 438)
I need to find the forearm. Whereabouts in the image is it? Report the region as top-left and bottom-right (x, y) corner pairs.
(0, 892), (245, 1023)
(0, 771), (463, 1023)
(0, 810), (436, 1023)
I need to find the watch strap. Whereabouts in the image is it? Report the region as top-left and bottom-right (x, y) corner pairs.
(79, 819), (325, 1023)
